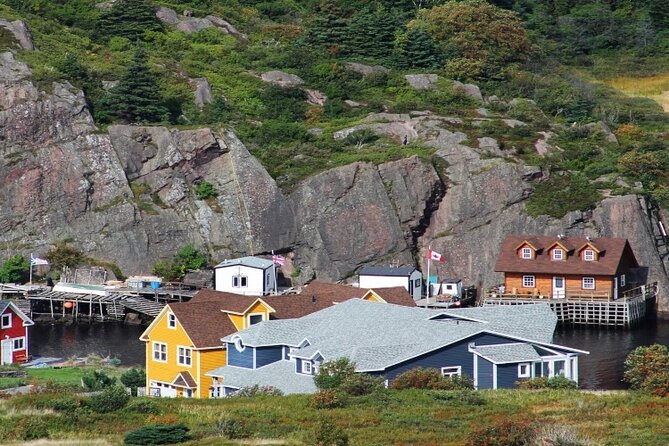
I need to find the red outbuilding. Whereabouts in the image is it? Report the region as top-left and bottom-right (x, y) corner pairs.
(0, 301), (34, 365)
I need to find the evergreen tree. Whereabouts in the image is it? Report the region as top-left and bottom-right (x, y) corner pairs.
(304, 2), (351, 56)
(396, 27), (442, 68)
(98, 0), (162, 42)
(349, 5), (403, 61)
(98, 46), (167, 123)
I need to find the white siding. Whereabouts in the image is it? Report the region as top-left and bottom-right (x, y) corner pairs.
(215, 265), (274, 295)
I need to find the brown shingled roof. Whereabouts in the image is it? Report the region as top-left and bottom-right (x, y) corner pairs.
(190, 289), (275, 314)
(168, 301), (237, 348)
(172, 371), (197, 388)
(368, 287), (416, 306)
(494, 235), (639, 275)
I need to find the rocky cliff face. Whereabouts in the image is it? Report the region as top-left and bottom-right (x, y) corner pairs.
(1, 51), (668, 312)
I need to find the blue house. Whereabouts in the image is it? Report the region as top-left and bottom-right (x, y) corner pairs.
(206, 299), (587, 395)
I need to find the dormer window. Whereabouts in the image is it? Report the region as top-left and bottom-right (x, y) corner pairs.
(521, 247), (533, 259)
(552, 248), (564, 261)
(583, 249), (595, 261)
(167, 314), (176, 329)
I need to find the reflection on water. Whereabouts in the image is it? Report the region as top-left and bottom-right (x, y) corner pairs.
(29, 316), (669, 389)
(30, 322), (146, 366)
(553, 316), (669, 389)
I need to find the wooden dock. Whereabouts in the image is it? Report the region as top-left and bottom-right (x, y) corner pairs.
(482, 283), (657, 327)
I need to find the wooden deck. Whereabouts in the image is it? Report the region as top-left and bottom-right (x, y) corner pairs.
(482, 283), (657, 327)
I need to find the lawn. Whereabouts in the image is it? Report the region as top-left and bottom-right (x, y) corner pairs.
(0, 388), (667, 445)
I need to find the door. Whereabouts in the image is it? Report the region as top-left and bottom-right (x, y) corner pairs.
(552, 277), (565, 299)
(1, 339), (12, 365)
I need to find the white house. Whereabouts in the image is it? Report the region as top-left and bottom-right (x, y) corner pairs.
(214, 257), (276, 296)
(358, 266), (423, 301)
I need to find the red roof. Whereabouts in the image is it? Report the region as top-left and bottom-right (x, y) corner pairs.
(494, 235), (639, 276)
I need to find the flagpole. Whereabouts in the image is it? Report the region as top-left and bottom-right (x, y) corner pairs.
(426, 247), (430, 309)
(29, 253), (33, 285)
(272, 251), (278, 295)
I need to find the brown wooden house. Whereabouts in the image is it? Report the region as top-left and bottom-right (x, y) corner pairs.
(494, 235), (642, 300)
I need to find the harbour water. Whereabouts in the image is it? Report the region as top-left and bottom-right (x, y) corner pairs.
(28, 317), (669, 390)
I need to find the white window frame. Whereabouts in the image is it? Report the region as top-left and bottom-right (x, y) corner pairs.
(582, 277), (595, 290)
(1, 314), (11, 329)
(620, 274), (626, 287)
(177, 346), (192, 367)
(518, 363), (531, 378)
(552, 248), (563, 261)
(522, 275), (535, 288)
(521, 247), (532, 259)
(247, 313), (264, 326)
(167, 314), (176, 329)
(233, 337), (245, 352)
(441, 366), (462, 377)
(583, 249), (595, 261)
(12, 337), (25, 351)
(302, 361), (312, 375)
(153, 342), (167, 362)
(232, 275), (248, 288)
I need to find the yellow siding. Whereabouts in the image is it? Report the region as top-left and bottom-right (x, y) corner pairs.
(228, 313), (245, 331)
(362, 291), (385, 303)
(225, 300), (274, 330)
(197, 349), (227, 398)
(145, 310), (197, 392)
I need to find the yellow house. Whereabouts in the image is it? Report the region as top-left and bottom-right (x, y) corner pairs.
(140, 293), (275, 398)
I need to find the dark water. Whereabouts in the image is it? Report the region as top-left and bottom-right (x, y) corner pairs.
(28, 318), (669, 389)
(553, 316), (669, 389)
(29, 322), (146, 366)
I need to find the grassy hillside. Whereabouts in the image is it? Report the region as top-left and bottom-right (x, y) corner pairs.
(3, 0), (669, 212)
(1, 387), (668, 445)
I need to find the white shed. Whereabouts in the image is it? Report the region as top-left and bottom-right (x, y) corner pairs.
(214, 257), (276, 296)
(358, 266), (423, 301)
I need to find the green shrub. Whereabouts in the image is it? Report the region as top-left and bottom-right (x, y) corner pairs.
(339, 373), (384, 396)
(312, 417), (349, 446)
(215, 417), (249, 439)
(87, 385), (130, 413)
(16, 416), (50, 441)
(126, 398), (160, 414)
(466, 419), (535, 446)
(525, 173), (601, 218)
(314, 358), (356, 390)
(51, 396), (81, 412)
(310, 390), (346, 409)
(390, 368), (474, 390)
(532, 424), (589, 446)
(124, 423), (191, 445)
(194, 181), (218, 200)
(624, 344), (669, 396)
(82, 369), (117, 391)
(120, 368), (146, 396)
(235, 384), (283, 397)
(433, 390), (485, 406)
(516, 376), (578, 390)
(0, 255), (29, 284)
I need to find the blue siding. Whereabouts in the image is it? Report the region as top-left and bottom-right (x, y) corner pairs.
(256, 346), (283, 367)
(296, 358), (302, 373)
(478, 357), (494, 389)
(382, 333), (523, 383)
(227, 343), (254, 368)
(497, 363), (520, 389)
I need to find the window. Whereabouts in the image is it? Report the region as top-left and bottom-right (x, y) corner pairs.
(522, 275), (535, 288)
(233, 337), (245, 352)
(302, 361), (312, 374)
(414, 278), (420, 288)
(248, 314), (264, 326)
(232, 275), (248, 288)
(167, 314), (176, 329)
(12, 337), (25, 351)
(518, 363), (531, 378)
(152, 342), (167, 362)
(1, 314), (11, 329)
(583, 249), (595, 261)
(177, 347), (192, 366)
(582, 277), (595, 290)
(521, 247), (532, 259)
(441, 366), (462, 377)
(620, 274), (626, 287)
(552, 248), (563, 261)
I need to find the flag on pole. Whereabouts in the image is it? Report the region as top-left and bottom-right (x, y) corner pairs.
(428, 248), (445, 263)
(272, 253), (286, 266)
(31, 255), (49, 266)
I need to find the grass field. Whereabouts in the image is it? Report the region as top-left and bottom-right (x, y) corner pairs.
(0, 388), (667, 445)
(0, 365), (127, 390)
(601, 73), (669, 111)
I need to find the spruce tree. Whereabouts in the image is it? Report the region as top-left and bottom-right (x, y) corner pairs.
(349, 6), (402, 61)
(98, 46), (167, 123)
(98, 0), (162, 42)
(305, 2), (350, 56)
(401, 28), (442, 68)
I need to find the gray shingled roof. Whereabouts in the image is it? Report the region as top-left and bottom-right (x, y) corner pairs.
(221, 299), (567, 373)
(206, 362), (318, 395)
(359, 266), (416, 277)
(474, 343), (541, 364)
(214, 256), (274, 270)
(0, 301), (10, 313)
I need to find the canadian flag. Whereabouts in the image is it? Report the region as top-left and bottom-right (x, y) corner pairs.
(428, 248), (445, 263)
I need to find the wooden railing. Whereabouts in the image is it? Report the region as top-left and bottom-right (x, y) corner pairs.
(486, 282), (656, 303)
